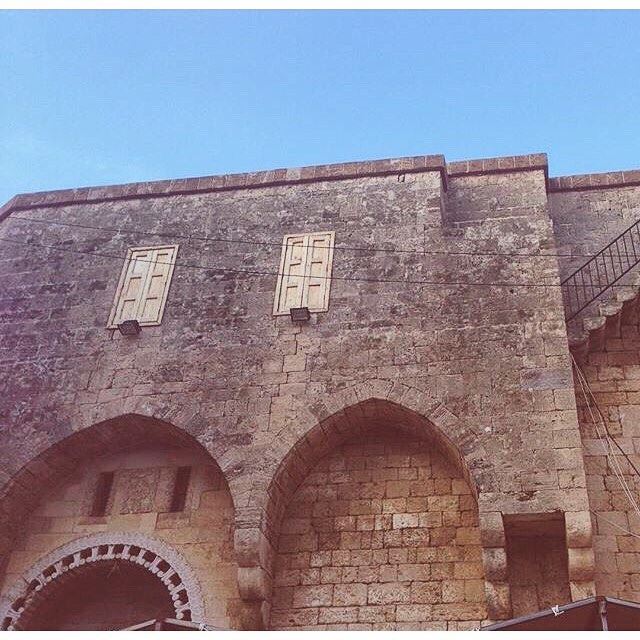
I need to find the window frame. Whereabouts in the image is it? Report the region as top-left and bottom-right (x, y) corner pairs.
(273, 231), (335, 316)
(107, 244), (179, 329)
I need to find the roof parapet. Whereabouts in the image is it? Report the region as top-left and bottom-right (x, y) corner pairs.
(0, 154), (448, 222)
(6, 152), (640, 221)
(549, 169), (640, 193)
(447, 153), (548, 179)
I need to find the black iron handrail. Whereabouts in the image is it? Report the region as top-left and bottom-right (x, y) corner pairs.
(562, 219), (640, 321)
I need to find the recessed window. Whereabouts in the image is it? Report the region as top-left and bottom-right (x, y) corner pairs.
(90, 471), (114, 517)
(273, 231), (335, 316)
(107, 245), (179, 328)
(169, 466), (192, 512)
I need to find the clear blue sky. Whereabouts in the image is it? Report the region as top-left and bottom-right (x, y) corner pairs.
(1, 10), (639, 204)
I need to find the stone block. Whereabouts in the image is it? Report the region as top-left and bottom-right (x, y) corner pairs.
(292, 584), (334, 608)
(565, 511), (593, 548)
(411, 581), (442, 604)
(568, 547), (595, 581)
(367, 582), (411, 604)
(483, 581), (512, 620)
(392, 513), (419, 529)
(482, 547), (507, 581)
(318, 607), (359, 624)
(333, 583), (368, 606)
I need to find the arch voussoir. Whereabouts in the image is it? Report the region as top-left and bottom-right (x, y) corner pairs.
(0, 533), (205, 630)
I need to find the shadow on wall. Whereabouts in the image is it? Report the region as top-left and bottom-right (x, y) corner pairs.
(0, 414), (252, 630)
(262, 398), (485, 630)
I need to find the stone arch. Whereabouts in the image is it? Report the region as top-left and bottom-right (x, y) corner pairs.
(231, 385), (489, 627)
(235, 380), (486, 525)
(269, 396), (487, 629)
(0, 532), (205, 630)
(0, 413), (238, 563)
(268, 396), (483, 537)
(0, 413), (253, 629)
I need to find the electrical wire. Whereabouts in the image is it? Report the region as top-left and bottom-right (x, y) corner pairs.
(574, 363), (640, 515)
(7, 214), (612, 260)
(573, 361), (636, 511)
(572, 354), (640, 479)
(572, 355), (640, 526)
(589, 510), (640, 540)
(7, 203), (640, 538)
(0, 236), (570, 289)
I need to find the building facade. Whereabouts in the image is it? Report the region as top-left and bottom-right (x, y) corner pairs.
(0, 153), (639, 630)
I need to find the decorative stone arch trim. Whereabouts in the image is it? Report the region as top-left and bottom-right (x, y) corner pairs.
(0, 533), (206, 631)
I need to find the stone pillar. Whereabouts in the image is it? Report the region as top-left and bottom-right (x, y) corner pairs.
(565, 511), (596, 601)
(234, 516), (275, 630)
(479, 511), (512, 621)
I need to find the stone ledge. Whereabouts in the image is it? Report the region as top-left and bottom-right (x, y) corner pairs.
(549, 168), (640, 192)
(5, 151), (638, 220)
(447, 153), (548, 179)
(0, 154), (447, 222)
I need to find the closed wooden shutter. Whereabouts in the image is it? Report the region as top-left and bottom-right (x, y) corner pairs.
(108, 245), (178, 327)
(302, 232), (334, 311)
(138, 246), (178, 324)
(273, 232), (334, 315)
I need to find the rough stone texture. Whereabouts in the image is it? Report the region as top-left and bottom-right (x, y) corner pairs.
(271, 430), (485, 630)
(573, 301), (640, 602)
(506, 532), (571, 616)
(550, 185), (640, 282)
(3, 151), (640, 628)
(0, 446), (246, 630)
(549, 183), (640, 345)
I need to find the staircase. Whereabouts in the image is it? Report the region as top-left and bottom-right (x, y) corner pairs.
(562, 218), (640, 350)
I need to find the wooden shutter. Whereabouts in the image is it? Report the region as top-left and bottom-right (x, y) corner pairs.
(302, 232), (334, 311)
(273, 232), (334, 315)
(137, 246), (178, 324)
(108, 245), (178, 327)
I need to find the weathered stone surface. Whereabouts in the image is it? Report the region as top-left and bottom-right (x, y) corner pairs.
(270, 432), (485, 629)
(1, 151), (639, 629)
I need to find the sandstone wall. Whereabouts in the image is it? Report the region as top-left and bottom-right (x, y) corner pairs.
(549, 184), (640, 282)
(0, 155), (596, 626)
(271, 430), (485, 630)
(573, 301), (640, 601)
(0, 446), (244, 630)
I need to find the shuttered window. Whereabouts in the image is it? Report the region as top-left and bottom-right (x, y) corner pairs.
(273, 231), (335, 315)
(107, 245), (178, 328)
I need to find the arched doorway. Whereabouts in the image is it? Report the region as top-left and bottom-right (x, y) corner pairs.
(27, 560), (173, 630)
(0, 415), (246, 630)
(1, 534), (205, 630)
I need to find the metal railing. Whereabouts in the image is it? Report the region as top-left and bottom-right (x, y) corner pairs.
(562, 219), (640, 321)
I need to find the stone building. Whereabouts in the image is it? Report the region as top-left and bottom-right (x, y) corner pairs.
(0, 152), (639, 630)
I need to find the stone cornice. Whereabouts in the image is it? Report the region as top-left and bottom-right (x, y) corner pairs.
(446, 153), (548, 179)
(0, 155), (448, 222)
(5, 153), (640, 222)
(549, 169), (640, 193)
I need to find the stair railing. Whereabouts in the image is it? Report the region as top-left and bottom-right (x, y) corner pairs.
(562, 219), (640, 321)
